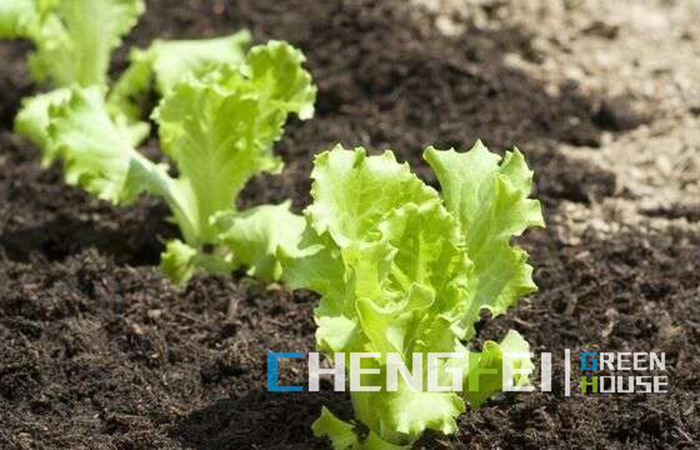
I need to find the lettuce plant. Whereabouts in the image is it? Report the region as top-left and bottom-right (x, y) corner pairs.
(3, 0), (253, 168)
(2, 1), (314, 285)
(46, 41), (316, 284)
(281, 143), (544, 448)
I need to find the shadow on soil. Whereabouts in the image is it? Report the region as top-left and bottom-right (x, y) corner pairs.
(169, 390), (346, 450)
(0, 203), (175, 266)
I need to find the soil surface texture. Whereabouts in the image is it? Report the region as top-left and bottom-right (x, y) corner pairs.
(1, 0), (699, 449)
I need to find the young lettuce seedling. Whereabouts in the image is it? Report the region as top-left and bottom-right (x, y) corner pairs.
(46, 41), (316, 285)
(3, 0), (253, 169)
(280, 143), (544, 448)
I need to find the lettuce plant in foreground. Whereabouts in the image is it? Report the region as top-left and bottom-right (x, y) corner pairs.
(281, 143), (544, 448)
(46, 42), (316, 284)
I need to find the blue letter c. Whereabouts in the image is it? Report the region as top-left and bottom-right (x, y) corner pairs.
(267, 352), (304, 392)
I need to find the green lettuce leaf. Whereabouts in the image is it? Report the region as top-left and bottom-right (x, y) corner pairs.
(47, 86), (170, 204)
(15, 87), (148, 165)
(160, 239), (199, 286)
(214, 201), (305, 281)
(306, 146), (437, 247)
(109, 30), (252, 119)
(0, 0), (35, 38)
(424, 142), (545, 339)
(153, 40), (316, 246)
(465, 329), (535, 407)
(26, 0), (144, 88)
(312, 407), (362, 450)
(160, 239), (236, 286)
(14, 88), (72, 164)
(313, 406), (413, 450)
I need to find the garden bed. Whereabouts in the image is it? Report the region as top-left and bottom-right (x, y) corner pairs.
(1, 0), (698, 448)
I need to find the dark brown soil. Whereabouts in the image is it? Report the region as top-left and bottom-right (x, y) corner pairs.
(1, 1), (698, 449)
